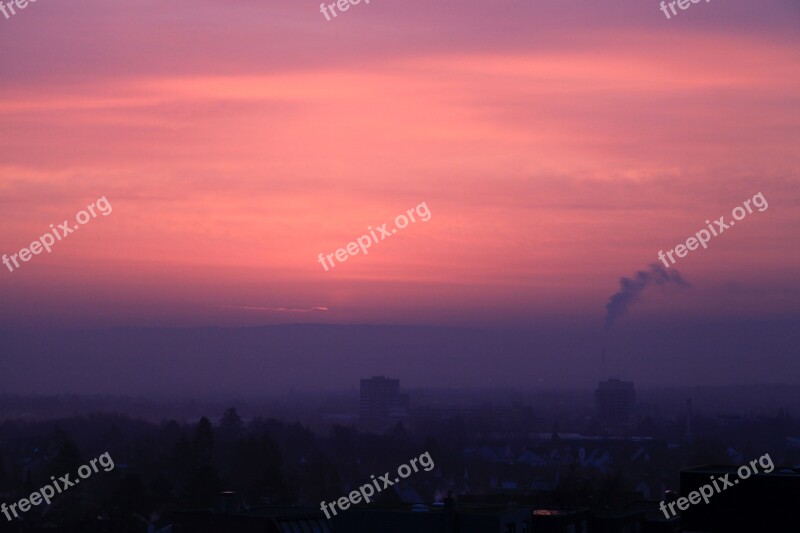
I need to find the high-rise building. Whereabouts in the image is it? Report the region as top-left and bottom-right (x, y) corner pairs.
(595, 378), (635, 426)
(359, 376), (409, 428)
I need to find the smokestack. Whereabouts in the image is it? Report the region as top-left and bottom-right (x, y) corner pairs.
(601, 347), (607, 379)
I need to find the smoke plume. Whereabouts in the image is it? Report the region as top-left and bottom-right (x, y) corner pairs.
(604, 263), (690, 330)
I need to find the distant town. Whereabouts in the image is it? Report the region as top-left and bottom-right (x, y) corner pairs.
(1, 379), (798, 531)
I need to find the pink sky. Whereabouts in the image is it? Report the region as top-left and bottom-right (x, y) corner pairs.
(0, 0), (798, 328)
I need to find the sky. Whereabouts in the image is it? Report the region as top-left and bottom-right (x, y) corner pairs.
(0, 1), (798, 391)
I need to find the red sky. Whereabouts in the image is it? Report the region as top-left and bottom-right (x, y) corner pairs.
(1, 0), (798, 329)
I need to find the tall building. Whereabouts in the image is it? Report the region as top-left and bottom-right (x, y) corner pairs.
(359, 376), (409, 428)
(595, 378), (635, 426)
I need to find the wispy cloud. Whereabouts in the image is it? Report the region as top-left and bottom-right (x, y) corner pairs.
(223, 305), (329, 313)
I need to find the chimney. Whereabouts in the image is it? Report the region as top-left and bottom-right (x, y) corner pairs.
(685, 398), (694, 444)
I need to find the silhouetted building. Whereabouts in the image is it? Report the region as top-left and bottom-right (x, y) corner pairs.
(172, 504), (331, 533)
(679, 464), (800, 532)
(462, 494), (677, 533)
(359, 376), (409, 429)
(595, 379), (635, 427)
(529, 508), (590, 533)
(411, 404), (535, 437)
(333, 496), (531, 533)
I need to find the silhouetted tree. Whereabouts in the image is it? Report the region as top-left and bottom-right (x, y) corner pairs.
(231, 432), (295, 504)
(219, 407), (243, 440)
(185, 416), (221, 508)
(187, 464), (221, 508)
(193, 417), (214, 468)
(50, 429), (84, 476)
(300, 452), (341, 504)
(109, 472), (148, 516)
